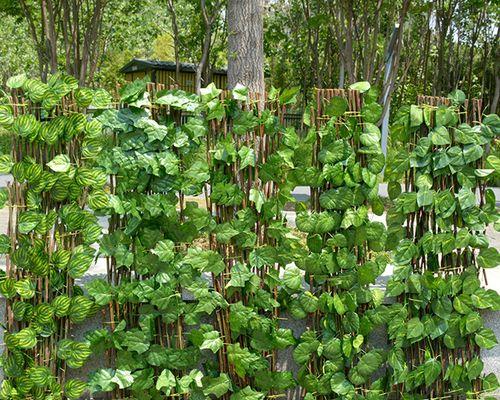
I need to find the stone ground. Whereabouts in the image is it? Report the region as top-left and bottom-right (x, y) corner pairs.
(0, 181), (498, 399)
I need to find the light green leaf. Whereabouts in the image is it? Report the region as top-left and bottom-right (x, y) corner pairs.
(283, 264), (302, 291)
(349, 81), (370, 93)
(238, 146), (256, 170)
(156, 369), (176, 393)
(200, 330), (223, 353)
(47, 154), (71, 172)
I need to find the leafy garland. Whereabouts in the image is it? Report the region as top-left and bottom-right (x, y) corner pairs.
(385, 93), (500, 398)
(290, 84), (389, 399)
(204, 84), (303, 399)
(84, 79), (216, 398)
(0, 74), (111, 400)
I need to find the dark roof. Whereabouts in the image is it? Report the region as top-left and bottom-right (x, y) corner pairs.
(120, 58), (227, 75)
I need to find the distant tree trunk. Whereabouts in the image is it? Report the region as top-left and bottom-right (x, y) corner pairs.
(41, 0), (58, 74)
(19, 0), (106, 84)
(196, 0), (222, 94)
(227, 0), (265, 94)
(167, 0), (181, 84)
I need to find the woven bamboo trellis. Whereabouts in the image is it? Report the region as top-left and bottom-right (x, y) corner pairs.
(393, 94), (486, 399)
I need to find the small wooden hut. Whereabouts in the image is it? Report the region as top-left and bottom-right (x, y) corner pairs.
(120, 58), (227, 92)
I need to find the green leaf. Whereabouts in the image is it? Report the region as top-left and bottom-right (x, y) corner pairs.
(467, 357), (484, 380)
(249, 188), (265, 213)
(417, 188), (434, 207)
(238, 146), (256, 170)
(330, 372), (354, 395)
(7, 74), (27, 89)
(202, 374), (231, 397)
(477, 247), (500, 269)
(183, 247), (225, 276)
(447, 89), (466, 105)
(0, 154), (14, 173)
(64, 379), (87, 400)
(283, 264), (302, 291)
(230, 386), (265, 400)
(349, 81), (370, 93)
(463, 144), (483, 164)
(319, 187), (353, 210)
(430, 126), (451, 145)
(254, 370), (295, 391)
(15, 327), (37, 349)
(86, 279), (112, 305)
(325, 96), (348, 117)
(410, 105), (423, 127)
(424, 359), (441, 386)
(279, 87), (300, 105)
(88, 369), (115, 392)
(29, 366), (52, 387)
(232, 83), (249, 101)
(226, 263), (253, 288)
(357, 350), (384, 377)
(152, 240), (175, 262)
(465, 312), (482, 334)
(156, 369), (176, 393)
(200, 330), (223, 353)
(47, 154), (71, 172)
(111, 370), (134, 389)
(68, 245), (95, 278)
(406, 317), (424, 339)
(475, 328), (497, 349)
(361, 102), (383, 123)
(227, 343), (268, 378)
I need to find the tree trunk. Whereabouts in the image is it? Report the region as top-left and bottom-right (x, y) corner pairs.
(167, 0), (181, 84)
(227, 0), (265, 94)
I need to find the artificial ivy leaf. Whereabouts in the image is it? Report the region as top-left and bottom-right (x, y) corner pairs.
(200, 330), (223, 353)
(15, 327), (37, 349)
(361, 102), (383, 124)
(249, 188), (265, 212)
(319, 187), (353, 210)
(467, 357), (484, 380)
(47, 154), (71, 173)
(183, 247), (225, 276)
(430, 126), (451, 145)
(238, 146), (256, 170)
(477, 247), (500, 269)
(283, 264), (302, 291)
(326, 96), (348, 117)
(227, 343), (268, 378)
(202, 374), (231, 398)
(64, 379), (87, 400)
(406, 317), (424, 340)
(349, 81), (370, 93)
(424, 359), (442, 386)
(330, 372), (354, 396)
(474, 328), (498, 349)
(226, 263), (253, 288)
(230, 386), (265, 400)
(254, 370), (295, 391)
(152, 240), (175, 263)
(156, 369), (176, 393)
(86, 279), (113, 305)
(356, 350), (384, 377)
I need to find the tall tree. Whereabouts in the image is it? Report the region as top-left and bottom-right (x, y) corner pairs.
(166, 0), (181, 83)
(17, 0), (108, 84)
(196, 0), (223, 93)
(227, 0), (265, 93)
